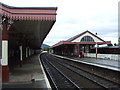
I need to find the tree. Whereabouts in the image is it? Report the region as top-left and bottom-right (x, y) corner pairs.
(114, 43), (117, 46)
(42, 47), (49, 51)
(107, 44), (113, 46)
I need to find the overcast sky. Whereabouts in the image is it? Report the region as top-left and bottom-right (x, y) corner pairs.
(0, 0), (119, 46)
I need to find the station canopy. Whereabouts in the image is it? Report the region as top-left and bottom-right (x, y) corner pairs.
(51, 30), (111, 48)
(0, 3), (57, 49)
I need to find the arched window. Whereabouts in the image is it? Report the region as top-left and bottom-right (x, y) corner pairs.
(81, 36), (94, 42)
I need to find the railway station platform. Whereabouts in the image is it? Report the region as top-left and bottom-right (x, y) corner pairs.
(52, 54), (120, 71)
(2, 54), (49, 89)
(73, 57), (119, 67)
(73, 57), (120, 69)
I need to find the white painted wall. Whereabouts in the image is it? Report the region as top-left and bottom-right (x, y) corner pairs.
(86, 53), (119, 61)
(72, 32), (103, 42)
(2, 41), (8, 66)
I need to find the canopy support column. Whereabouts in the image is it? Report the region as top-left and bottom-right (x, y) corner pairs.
(77, 44), (80, 57)
(26, 47), (28, 58)
(2, 21), (9, 82)
(19, 46), (23, 67)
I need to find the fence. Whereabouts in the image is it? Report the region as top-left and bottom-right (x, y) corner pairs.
(85, 53), (120, 61)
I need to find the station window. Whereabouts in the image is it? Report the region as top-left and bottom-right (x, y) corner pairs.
(81, 36), (94, 42)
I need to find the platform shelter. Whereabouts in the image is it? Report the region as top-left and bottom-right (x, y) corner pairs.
(0, 3), (57, 82)
(50, 31), (111, 57)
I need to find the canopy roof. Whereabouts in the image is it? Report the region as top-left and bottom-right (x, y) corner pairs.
(1, 3), (57, 49)
(51, 30), (111, 48)
(0, 2), (57, 21)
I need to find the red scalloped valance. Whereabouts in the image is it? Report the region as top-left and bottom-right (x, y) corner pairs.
(0, 4), (57, 21)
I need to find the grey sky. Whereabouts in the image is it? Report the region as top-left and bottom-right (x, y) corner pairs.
(0, 0), (119, 46)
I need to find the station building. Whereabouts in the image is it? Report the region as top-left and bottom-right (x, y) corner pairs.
(0, 3), (57, 82)
(50, 30), (111, 57)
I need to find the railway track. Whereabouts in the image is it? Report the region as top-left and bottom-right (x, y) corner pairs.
(40, 53), (120, 90)
(51, 54), (120, 84)
(41, 54), (80, 90)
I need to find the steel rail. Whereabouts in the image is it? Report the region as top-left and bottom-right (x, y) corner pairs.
(41, 54), (81, 90)
(61, 59), (120, 86)
(46, 54), (119, 89)
(56, 61), (119, 89)
(44, 54), (81, 89)
(41, 55), (59, 90)
(45, 54), (104, 89)
(49, 54), (120, 85)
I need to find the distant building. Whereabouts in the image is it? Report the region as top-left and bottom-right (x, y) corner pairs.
(90, 46), (120, 54)
(50, 30), (111, 57)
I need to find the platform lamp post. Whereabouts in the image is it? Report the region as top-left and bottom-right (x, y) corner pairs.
(95, 42), (98, 59)
(95, 33), (98, 59)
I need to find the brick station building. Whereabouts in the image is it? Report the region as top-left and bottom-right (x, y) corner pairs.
(50, 30), (111, 57)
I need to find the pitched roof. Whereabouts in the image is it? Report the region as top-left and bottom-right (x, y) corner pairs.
(67, 30), (105, 42)
(51, 30), (111, 48)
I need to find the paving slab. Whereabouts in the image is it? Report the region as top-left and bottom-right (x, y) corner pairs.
(73, 57), (120, 68)
(2, 54), (48, 89)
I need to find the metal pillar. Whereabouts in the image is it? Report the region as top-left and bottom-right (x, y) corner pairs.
(29, 48), (31, 56)
(77, 44), (80, 57)
(26, 48), (28, 58)
(19, 46), (22, 67)
(2, 21), (9, 82)
(96, 42), (98, 59)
